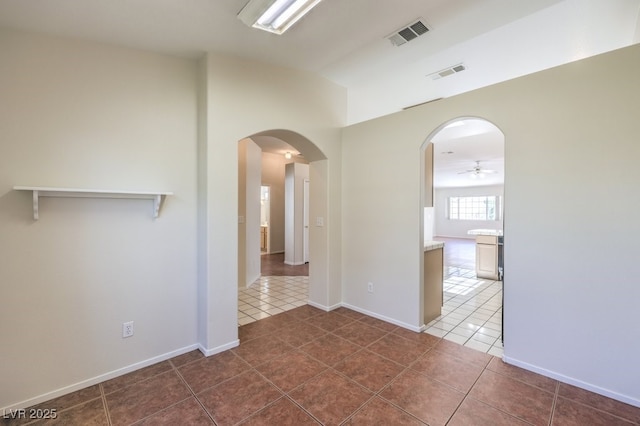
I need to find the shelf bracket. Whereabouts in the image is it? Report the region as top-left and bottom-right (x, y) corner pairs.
(33, 190), (39, 220)
(153, 194), (165, 219)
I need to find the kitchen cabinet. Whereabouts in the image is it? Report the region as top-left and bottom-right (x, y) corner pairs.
(475, 235), (499, 280)
(424, 241), (444, 324)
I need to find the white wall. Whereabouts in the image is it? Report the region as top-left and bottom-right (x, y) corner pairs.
(198, 53), (346, 352)
(0, 29), (198, 409)
(342, 44), (640, 406)
(238, 138), (262, 287)
(423, 207), (434, 241)
(434, 185), (504, 238)
(285, 163), (309, 265)
(0, 29), (346, 410)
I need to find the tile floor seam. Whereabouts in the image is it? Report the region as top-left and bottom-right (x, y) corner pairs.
(461, 395), (538, 426)
(553, 395), (639, 425)
(337, 393), (384, 425)
(487, 369), (558, 396)
(348, 346), (408, 373)
(17, 395), (108, 425)
(373, 386), (432, 425)
(326, 328), (391, 351)
(548, 381), (560, 426)
(251, 360), (328, 396)
(403, 363), (471, 399)
(184, 360), (253, 402)
(280, 394), (325, 425)
(230, 395), (284, 425)
(468, 372), (555, 426)
(325, 364), (384, 397)
(359, 344), (429, 370)
(229, 368), (287, 425)
(127, 396), (195, 426)
(100, 383), (113, 426)
(168, 360), (217, 425)
(342, 364), (417, 424)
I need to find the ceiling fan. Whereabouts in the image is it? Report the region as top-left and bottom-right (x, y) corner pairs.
(458, 161), (498, 178)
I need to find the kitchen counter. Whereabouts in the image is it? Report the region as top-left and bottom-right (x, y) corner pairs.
(467, 229), (503, 236)
(424, 240), (445, 252)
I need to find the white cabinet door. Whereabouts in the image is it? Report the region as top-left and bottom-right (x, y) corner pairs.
(476, 243), (498, 279)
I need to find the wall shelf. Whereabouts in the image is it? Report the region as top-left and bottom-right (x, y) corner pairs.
(13, 186), (173, 220)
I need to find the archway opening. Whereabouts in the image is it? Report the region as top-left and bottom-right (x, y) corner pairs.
(420, 117), (506, 357)
(237, 129), (327, 326)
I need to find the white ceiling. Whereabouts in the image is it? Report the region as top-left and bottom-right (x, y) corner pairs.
(431, 119), (504, 188)
(1, 0), (638, 187)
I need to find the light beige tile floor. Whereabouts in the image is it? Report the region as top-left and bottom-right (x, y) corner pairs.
(424, 267), (503, 357)
(238, 275), (309, 325)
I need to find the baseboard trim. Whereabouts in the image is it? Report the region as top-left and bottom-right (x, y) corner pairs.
(198, 340), (239, 357)
(265, 250), (284, 255)
(503, 356), (640, 408)
(2, 344), (200, 412)
(283, 260), (306, 266)
(306, 300), (341, 312)
(244, 272), (260, 289)
(340, 303), (422, 332)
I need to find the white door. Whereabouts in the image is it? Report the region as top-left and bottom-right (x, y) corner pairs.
(303, 178), (310, 263)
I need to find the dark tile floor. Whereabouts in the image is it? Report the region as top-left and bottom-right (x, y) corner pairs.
(260, 253), (308, 276)
(4, 306), (640, 425)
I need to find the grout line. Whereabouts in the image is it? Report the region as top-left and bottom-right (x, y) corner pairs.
(548, 380), (560, 426)
(170, 357), (219, 424)
(99, 384), (113, 426)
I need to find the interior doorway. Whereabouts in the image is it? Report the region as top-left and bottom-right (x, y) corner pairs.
(421, 117), (505, 356)
(237, 130), (324, 326)
(260, 185), (270, 254)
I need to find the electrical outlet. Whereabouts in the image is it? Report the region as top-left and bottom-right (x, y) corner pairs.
(122, 321), (134, 338)
(367, 282), (374, 293)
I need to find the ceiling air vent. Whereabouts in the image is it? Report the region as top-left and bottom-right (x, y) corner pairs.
(387, 19), (430, 47)
(428, 63), (466, 80)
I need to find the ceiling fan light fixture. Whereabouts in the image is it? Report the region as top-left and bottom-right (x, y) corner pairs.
(238, 0), (323, 35)
(458, 160), (497, 178)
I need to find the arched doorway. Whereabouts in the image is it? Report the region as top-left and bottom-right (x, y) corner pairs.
(420, 117), (506, 357)
(237, 129), (328, 326)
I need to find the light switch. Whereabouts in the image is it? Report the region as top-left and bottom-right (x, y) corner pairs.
(316, 217), (324, 227)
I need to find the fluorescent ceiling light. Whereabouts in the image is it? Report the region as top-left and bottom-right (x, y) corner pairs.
(238, 0), (323, 35)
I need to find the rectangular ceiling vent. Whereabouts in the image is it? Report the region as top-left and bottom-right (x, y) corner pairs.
(428, 63), (466, 80)
(387, 19), (430, 47)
